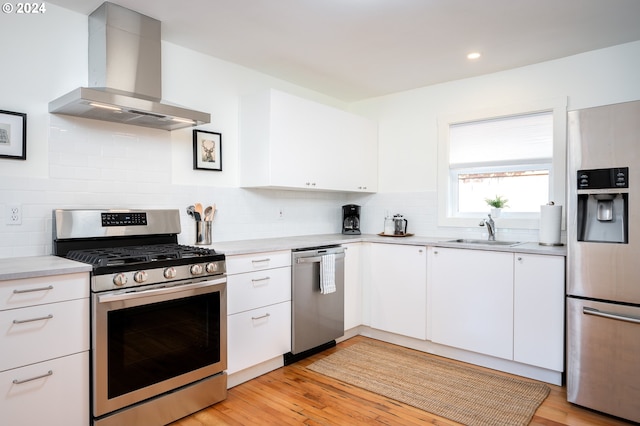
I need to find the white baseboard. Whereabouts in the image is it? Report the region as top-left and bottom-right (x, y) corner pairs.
(359, 326), (563, 386)
(226, 325), (563, 388)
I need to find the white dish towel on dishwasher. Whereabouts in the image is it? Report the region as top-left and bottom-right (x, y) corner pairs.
(320, 253), (336, 294)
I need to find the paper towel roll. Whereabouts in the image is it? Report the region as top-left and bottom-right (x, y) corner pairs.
(539, 203), (563, 246)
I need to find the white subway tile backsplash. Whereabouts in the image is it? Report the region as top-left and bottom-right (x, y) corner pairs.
(0, 119), (553, 258)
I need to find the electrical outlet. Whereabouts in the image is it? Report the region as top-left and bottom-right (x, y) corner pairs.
(6, 204), (22, 225)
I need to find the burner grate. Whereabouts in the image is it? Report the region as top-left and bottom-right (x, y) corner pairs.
(66, 244), (219, 268)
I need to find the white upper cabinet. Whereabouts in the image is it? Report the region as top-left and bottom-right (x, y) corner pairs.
(239, 89), (378, 192)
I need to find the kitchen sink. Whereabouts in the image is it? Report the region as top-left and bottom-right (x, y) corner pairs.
(447, 239), (522, 246)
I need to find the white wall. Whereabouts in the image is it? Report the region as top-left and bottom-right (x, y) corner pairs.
(353, 40), (640, 194)
(1, 4), (640, 257)
(0, 6), (86, 179)
(351, 40), (640, 241)
(0, 5), (349, 257)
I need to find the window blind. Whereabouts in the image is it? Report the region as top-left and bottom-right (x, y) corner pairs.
(449, 111), (553, 167)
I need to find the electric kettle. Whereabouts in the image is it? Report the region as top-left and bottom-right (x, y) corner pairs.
(393, 214), (408, 235)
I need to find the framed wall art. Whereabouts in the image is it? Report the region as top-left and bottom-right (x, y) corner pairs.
(193, 130), (222, 171)
(0, 110), (26, 160)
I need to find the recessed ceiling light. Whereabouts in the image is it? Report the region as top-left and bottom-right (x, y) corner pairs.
(467, 52), (481, 60)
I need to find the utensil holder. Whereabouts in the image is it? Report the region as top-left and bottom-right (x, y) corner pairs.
(195, 221), (211, 245)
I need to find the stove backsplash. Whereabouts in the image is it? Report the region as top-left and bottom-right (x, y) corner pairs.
(1, 179), (353, 258)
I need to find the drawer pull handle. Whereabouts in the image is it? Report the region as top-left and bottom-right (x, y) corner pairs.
(13, 370), (53, 385)
(13, 314), (53, 324)
(251, 276), (270, 285)
(13, 285), (54, 294)
(251, 258), (271, 265)
(251, 313), (271, 321)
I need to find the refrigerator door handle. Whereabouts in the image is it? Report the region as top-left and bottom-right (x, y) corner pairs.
(583, 306), (640, 324)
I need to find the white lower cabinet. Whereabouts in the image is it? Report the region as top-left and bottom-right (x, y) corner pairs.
(227, 267), (291, 315)
(513, 253), (565, 370)
(0, 298), (89, 371)
(0, 272), (90, 426)
(429, 247), (514, 359)
(227, 301), (291, 374)
(226, 250), (292, 375)
(369, 243), (427, 339)
(0, 351), (89, 426)
(428, 247), (565, 372)
(343, 243), (363, 331)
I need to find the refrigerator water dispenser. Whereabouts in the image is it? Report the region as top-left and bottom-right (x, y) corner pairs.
(576, 168), (629, 244)
(577, 193), (627, 243)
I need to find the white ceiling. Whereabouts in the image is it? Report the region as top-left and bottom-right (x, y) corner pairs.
(47, 0), (640, 102)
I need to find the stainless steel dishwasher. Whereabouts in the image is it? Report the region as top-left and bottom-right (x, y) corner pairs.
(284, 245), (345, 364)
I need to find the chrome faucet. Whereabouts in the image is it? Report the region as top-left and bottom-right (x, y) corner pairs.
(479, 214), (496, 241)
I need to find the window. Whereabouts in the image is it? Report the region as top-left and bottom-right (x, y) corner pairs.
(451, 112), (552, 214)
(438, 99), (566, 229)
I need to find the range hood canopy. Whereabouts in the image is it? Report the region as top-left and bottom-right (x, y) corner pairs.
(49, 2), (210, 131)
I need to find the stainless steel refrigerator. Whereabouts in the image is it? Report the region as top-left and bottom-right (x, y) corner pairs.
(567, 100), (640, 423)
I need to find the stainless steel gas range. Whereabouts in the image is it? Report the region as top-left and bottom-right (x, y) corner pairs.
(53, 209), (227, 426)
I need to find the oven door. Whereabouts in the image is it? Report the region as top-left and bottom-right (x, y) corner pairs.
(92, 277), (227, 418)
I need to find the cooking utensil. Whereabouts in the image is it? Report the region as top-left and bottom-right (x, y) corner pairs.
(186, 205), (195, 219)
(204, 205), (213, 221)
(194, 203), (203, 221)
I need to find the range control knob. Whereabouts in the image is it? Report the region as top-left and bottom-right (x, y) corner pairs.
(133, 271), (148, 283)
(190, 264), (204, 275)
(163, 267), (177, 279)
(206, 262), (219, 274)
(113, 273), (128, 287)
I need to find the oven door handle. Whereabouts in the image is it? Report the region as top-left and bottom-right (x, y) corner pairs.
(97, 277), (226, 304)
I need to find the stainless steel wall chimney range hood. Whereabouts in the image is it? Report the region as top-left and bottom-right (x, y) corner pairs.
(49, 2), (210, 131)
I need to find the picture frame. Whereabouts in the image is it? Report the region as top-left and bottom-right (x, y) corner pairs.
(0, 110), (26, 160)
(193, 130), (222, 171)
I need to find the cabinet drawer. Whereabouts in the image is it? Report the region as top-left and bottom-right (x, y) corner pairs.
(0, 273), (89, 311)
(226, 250), (291, 274)
(227, 301), (291, 374)
(0, 351), (89, 426)
(227, 267), (291, 315)
(0, 298), (89, 372)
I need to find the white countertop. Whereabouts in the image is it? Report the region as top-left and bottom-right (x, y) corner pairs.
(0, 235), (565, 281)
(211, 233), (566, 256)
(0, 256), (92, 281)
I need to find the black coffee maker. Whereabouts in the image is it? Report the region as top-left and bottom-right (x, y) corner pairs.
(342, 204), (361, 235)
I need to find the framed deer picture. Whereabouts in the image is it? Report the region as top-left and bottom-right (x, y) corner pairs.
(0, 110), (27, 160)
(193, 130), (222, 171)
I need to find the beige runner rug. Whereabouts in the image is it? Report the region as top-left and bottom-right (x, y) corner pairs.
(307, 339), (550, 426)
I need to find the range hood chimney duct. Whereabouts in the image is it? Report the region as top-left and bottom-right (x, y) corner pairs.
(49, 2), (210, 131)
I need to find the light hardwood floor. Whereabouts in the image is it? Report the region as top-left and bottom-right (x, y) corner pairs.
(171, 336), (634, 425)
